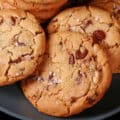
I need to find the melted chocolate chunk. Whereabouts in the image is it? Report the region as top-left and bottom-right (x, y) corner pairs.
(75, 47), (88, 59)
(113, 4), (120, 19)
(35, 31), (43, 35)
(95, 92), (99, 96)
(81, 20), (92, 30)
(11, 16), (17, 25)
(92, 55), (97, 62)
(48, 72), (54, 80)
(69, 54), (75, 65)
(93, 30), (106, 43)
(9, 57), (22, 64)
(71, 97), (77, 103)
(59, 41), (63, 45)
(0, 16), (3, 25)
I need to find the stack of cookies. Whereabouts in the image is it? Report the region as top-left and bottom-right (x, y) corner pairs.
(0, 0), (120, 118)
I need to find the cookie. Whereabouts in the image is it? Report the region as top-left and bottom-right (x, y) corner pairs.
(90, 0), (120, 23)
(0, 9), (46, 86)
(21, 32), (112, 117)
(0, 0), (15, 9)
(48, 6), (120, 73)
(2, 0), (68, 22)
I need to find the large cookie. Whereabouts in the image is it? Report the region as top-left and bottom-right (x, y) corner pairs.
(48, 6), (120, 73)
(2, 0), (68, 22)
(90, 0), (120, 23)
(21, 32), (112, 117)
(0, 9), (46, 86)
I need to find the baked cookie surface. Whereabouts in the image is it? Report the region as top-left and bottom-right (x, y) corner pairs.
(48, 6), (120, 73)
(0, 0), (15, 9)
(0, 9), (46, 86)
(21, 32), (112, 117)
(3, 0), (68, 22)
(90, 0), (120, 23)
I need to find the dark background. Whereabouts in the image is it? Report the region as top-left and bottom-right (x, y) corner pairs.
(0, 111), (119, 120)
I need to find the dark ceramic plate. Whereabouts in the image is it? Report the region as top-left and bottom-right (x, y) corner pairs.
(0, 74), (120, 120)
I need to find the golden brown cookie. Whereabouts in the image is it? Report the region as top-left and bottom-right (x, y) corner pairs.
(2, 0), (68, 22)
(21, 32), (112, 117)
(0, 9), (46, 86)
(48, 6), (120, 73)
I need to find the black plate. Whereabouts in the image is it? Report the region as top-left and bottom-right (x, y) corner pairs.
(0, 74), (120, 120)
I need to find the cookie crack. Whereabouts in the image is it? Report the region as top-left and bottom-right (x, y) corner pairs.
(5, 65), (11, 79)
(9, 49), (34, 64)
(107, 43), (120, 49)
(34, 90), (44, 108)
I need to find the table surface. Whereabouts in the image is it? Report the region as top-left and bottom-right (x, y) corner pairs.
(0, 111), (120, 120)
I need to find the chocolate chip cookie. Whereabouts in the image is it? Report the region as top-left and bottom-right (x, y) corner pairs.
(90, 0), (120, 23)
(48, 6), (120, 73)
(0, 9), (46, 86)
(21, 32), (112, 117)
(3, 0), (68, 22)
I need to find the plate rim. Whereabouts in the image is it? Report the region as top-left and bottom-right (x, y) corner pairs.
(0, 105), (120, 120)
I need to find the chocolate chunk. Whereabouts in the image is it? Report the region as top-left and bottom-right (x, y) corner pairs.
(81, 20), (92, 30)
(21, 17), (26, 20)
(59, 41), (63, 45)
(93, 30), (106, 43)
(75, 47), (88, 59)
(92, 55), (97, 61)
(86, 97), (95, 104)
(114, 9), (120, 19)
(95, 92), (99, 96)
(35, 31), (43, 35)
(69, 54), (75, 65)
(113, 4), (120, 19)
(109, 23), (113, 27)
(9, 57), (22, 64)
(48, 72), (54, 80)
(71, 97), (77, 103)
(11, 16), (17, 25)
(0, 16), (3, 25)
